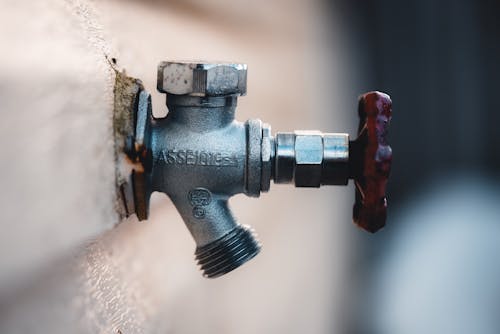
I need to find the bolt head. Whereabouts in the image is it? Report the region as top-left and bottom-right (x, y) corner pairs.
(157, 61), (247, 96)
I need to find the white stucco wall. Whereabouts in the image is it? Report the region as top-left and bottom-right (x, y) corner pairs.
(0, 0), (356, 333)
(0, 0), (117, 298)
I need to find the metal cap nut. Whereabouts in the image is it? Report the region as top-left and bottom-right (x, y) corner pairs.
(157, 61), (247, 97)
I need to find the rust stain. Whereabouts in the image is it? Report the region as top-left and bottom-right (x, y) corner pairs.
(110, 59), (145, 220)
(351, 91), (392, 233)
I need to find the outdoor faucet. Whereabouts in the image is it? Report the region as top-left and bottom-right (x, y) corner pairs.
(121, 61), (392, 278)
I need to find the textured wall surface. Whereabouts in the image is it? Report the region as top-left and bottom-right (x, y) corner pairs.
(0, 0), (117, 301)
(0, 0), (357, 333)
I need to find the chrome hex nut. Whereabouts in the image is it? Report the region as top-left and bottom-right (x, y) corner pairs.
(294, 130), (323, 187)
(157, 61), (247, 96)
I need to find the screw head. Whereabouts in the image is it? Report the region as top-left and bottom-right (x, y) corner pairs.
(157, 61), (247, 97)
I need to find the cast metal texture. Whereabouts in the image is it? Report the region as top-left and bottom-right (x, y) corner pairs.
(125, 61), (392, 278)
(152, 62), (261, 277)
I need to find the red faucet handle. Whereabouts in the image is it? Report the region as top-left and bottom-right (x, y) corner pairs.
(349, 91), (392, 233)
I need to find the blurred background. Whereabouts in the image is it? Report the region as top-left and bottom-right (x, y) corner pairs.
(333, 1), (500, 333)
(0, 0), (499, 333)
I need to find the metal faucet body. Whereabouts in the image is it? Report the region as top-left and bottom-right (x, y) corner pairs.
(150, 95), (263, 277)
(124, 61), (392, 278)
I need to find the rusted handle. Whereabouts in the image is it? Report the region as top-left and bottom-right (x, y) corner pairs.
(349, 91), (392, 233)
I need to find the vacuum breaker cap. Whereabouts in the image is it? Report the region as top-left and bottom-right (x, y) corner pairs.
(157, 61), (247, 97)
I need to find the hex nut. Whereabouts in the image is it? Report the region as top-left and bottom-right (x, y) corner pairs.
(294, 131), (323, 187)
(157, 61), (247, 96)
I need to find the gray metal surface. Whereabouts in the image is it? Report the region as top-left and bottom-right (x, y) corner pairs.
(151, 94), (251, 247)
(260, 123), (274, 192)
(157, 61), (247, 96)
(125, 61), (360, 277)
(245, 119), (263, 197)
(274, 132), (350, 187)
